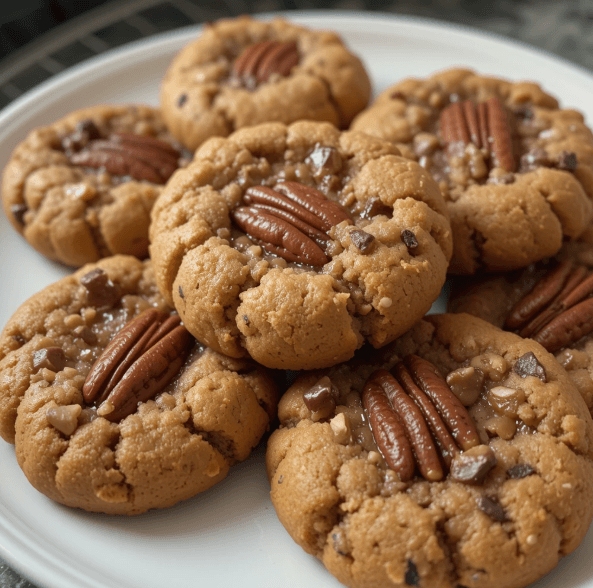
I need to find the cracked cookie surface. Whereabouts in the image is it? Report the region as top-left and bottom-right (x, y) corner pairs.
(0, 255), (277, 514)
(351, 68), (593, 274)
(1, 104), (188, 267)
(159, 16), (371, 151)
(266, 313), (593, 588)
(149, 120), (452, 370)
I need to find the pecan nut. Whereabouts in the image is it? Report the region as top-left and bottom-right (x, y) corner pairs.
(362, 356), (489, 484)
(68, 131), (181, 184)
(440, 96), (515, 172)
(232, 40), (299, 88)
(231, 181), (351, 266)
(503, 260), (593, 352)
(83, 309), (193, 421)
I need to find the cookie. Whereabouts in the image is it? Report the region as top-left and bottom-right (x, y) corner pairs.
(160, 16), (372, 151)
(266, 313), (593, 588)
(1, 104), (189, 267)
(0, 255), (277, 515)
(351, 68), (593, 274)
(149, 120), (453, 370)
(449, 230), (593, 415)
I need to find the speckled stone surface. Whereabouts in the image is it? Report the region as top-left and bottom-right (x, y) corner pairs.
(1, 0), (592, 586)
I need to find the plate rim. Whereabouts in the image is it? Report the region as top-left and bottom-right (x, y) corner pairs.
(1, 9), (593, 588)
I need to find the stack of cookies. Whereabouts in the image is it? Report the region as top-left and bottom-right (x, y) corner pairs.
(1, 14), (593, 588)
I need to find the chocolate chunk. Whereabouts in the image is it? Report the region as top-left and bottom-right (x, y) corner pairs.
(306, 145), (342, 175)
(350, 229), (375, 254)
(277, 475), (283, 484)
(243, 315), (250, 325)
(514, 106), (534, 120)
(477, 495), (508, 522)
(75, 325), (97, 345)
(557, 151), (578, 171)
(178, 285), (184, 299)
(12, 334), (26, 345)
(11, 203), (28, 226)
(361, 198), (392, 220)
(450, 445), (497, 485)
(62, 119), (101, 153)
(177, 94), (188, 107)
(513, 352), (546, 382)
(405, 560), (420, 586)
(80, 268), (121, 309)
(391, 91), (404, 100)
(401, 229), (419, 254)
(303, 376), (338, 421)
(33, 347), (67, 372)
(507, 464), (536, 479)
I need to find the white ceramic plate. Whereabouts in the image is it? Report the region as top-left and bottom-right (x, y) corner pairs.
(1, 11), (593, 588)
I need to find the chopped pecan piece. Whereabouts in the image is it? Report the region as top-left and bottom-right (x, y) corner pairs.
(439, 96), (515, 172)
(68, 131), (181, 184)
(33, 347), (67, 372)
(504, 260), (593, 352)
(82, 309), (193, 422)
(362, 356), (488, 484)
(232, 40), (299, 88)
(231, 181), (351, 266)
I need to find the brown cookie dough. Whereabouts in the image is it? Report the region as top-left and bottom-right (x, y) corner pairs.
(1, 104), (189, 267)
(159, 16), (372, 151)
(351, 68), (593, 274)
(149, 120), (452, 370)
(266, 313), (593, 588)
(0, 255), (277, 515)
(449, 231), (593, 415)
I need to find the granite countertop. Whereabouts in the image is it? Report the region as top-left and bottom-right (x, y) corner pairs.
(0, 0), (592, 586)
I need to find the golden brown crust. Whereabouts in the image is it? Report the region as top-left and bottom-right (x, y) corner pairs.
(160, 16), (372, 150)
(0, 255), (277, 514)
(266, 314), (593, 588)
(1, 104), (185, 267)
(351, 68), (593, 274)
(149, 120), (452, 369)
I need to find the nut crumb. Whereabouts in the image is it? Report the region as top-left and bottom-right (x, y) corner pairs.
(330, 413), (352, 444)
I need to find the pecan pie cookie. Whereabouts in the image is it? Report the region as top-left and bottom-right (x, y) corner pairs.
(1, 104), (189, 267)
(159, 16), (372, 151)
(149, 120), (453, 370)
(449, 229), (593, 415)
(266, 313), (593, 588)
(0, 255), (277, 514)
(350, 68), (593, 274)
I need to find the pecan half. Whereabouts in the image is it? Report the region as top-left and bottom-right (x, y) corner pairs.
(231, 181), (351, 266)
(232, 40), (299, 88)
(83, 309), (193, 421)
(363, 357), (490, 484)
(362, 379), (415, 482)
(504, 260), (593, 351)
(68, 132), (181, 184)
(440, 96), (515, 172)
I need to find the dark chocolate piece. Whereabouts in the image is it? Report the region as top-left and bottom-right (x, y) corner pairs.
(512, 352), (546, 382)
(350, 229), (375, 254)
